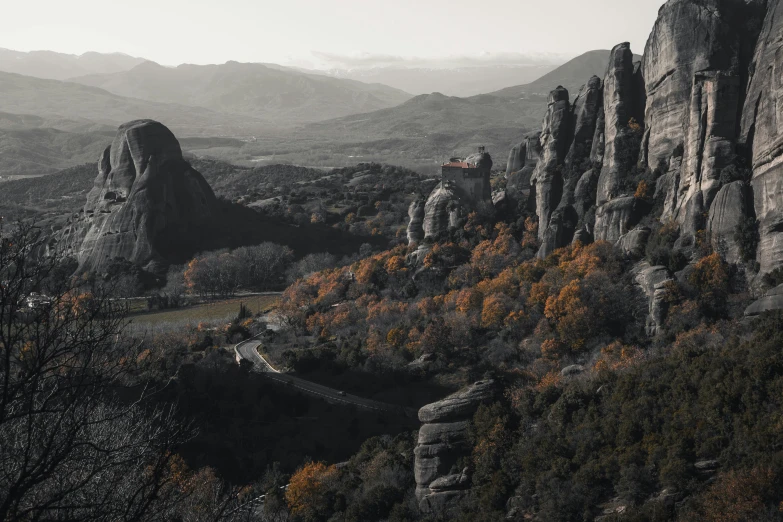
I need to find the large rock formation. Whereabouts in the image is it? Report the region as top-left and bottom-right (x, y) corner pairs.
(57, 120), (218, 274)
(422, 183), (460, 242)
(408, 149), (493, 263)
(740, 0), (783, 276)
(641, 0), (766, 241)
(632, 262), (674, 336)
(506, 143), (525, 177)
(506, 133), (541, 209)
(596, 43), (644, 206)
(528, 80), (608, 257)
(707, 181), (753, 265)
(533, 86), (573, 240)
(415, 380), (495, 514)
(407, 198), (425, 244)
(507, 0), (783, 283)
(594, 196), (649, 243)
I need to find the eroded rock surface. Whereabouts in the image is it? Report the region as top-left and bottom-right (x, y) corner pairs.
(597, 43), (644, 206)
(415, 380), (495, 514)
(533, 86), (573, 240)
(707, 181), (752, 264)
(422, 183), (459, 241)
(740, 0), (783, 276)
(632, 262), (674, 336)
(617, 227), (651, 259)
(407, 199), (425, 244)
(57, 119), (218, 274)
(745, 284), (783, 316)
(506, 143), (524, 176)
(594, 197), (649, 242)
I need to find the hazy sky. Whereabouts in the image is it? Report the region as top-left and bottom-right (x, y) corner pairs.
(2, 0), (666, 67)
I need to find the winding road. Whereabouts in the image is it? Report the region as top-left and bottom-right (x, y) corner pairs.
(235, 336), (414, 416)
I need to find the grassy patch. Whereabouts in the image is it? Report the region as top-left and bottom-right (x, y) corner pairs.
(129, 295), (279, 326)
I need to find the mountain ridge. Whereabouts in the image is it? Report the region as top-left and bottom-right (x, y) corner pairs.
(68, 60), (413, 123)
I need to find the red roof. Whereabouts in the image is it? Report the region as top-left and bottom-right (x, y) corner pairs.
(442, 161), (476, 168)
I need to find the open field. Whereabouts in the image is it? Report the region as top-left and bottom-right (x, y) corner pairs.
(128, 294), (280, 326)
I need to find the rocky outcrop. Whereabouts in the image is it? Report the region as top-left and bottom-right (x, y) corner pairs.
(594, 196), (649, 242)
(573, 228), (594, 246)
(506, 133), (541, 210)
(617, 227), (651, 259)
(640, 0), (767, 245)
(407, 199), (425, 244)
(707, 181), (752, 264)
(596, 43), (644, 206)
(565, 76), (604, 172)
(745, 284), (783, 316)
(573, 169), (600, 224)
(670, 71), (744, 236)
(642, 0), (758, 170)
(415, 380), (495, 514)
(632, 262), (674, 336)
(526, 78), (606, 252)
(537, 206), (578, 259)
(56, 120), (218, 275)
(422, 183), (459, 241)
(533, 86), (573, 240)
(740, 0), (783, 276)
(506, 143), (524, 176)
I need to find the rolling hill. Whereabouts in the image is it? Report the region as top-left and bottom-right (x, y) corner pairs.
(0, 127), (113, 178)
(70, 61), (413, 123)
(0, 70), (266, 136)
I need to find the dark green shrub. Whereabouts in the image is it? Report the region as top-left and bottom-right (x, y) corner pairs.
(734, 217), (759, 263)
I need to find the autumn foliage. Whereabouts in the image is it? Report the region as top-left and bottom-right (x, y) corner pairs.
(285, 461), (338, 518)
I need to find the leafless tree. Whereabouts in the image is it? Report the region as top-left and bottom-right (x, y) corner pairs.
(0, 221), (247, 521)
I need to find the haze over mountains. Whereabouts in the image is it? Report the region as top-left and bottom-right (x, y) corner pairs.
(0, 47), (620, 177)
(0, 48), (146, 80)
(291, 51), (569, 97)
(70, 60), (413, 123)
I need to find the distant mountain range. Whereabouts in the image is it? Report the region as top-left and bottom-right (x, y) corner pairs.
(69, 60), (413, 123)
(0, 48), (620, 177)
(491, 50), (643, 98)
(0, 71), (264, 135)
(304, 64), (559, 97)
(0, 48), (146, 80)
(254, 50), (625, 171)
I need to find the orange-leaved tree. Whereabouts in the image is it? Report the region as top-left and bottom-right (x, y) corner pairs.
(285, 461), (338, 518)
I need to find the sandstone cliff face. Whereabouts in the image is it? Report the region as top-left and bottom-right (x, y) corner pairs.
(707, 181), (752, 265)
(561, 76), (604, 209)
(533, 86), (573, 240)
(57, 120), (217, 274)
(740, 0), (783, 276)
(506, 143), (524, 177)
(593, 196), (649, 242)
(632, 262), (674, 336)
(528, 80), (607, 257)
(640, 0), (767, 242)
(422, 184), (459, 242)
(642, 0), (752, 170)
(506, 133), (541, 209)
(596, 43), (644, 206)
(415, 380), (495, 514)
(566, 76), (604, 174)
(407, 199), (425, 244)
(510, 0), (783, 282)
